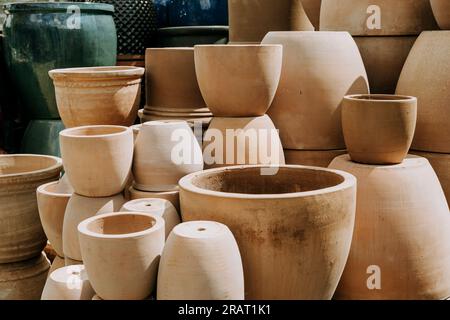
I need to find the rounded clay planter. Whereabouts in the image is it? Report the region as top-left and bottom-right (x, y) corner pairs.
(41, 265), (95, 300)
(155, 26), (229, 47)
(284, 149), (347, 168)
(431, 0), (450, 30)
(179, 165), (357, 300)
(396, 31), (450, 153)
(63, 193), (126, 262)
(20, 120), (65, 157)
(48, 256), (65, 276)
(49, 66), (145, 128)
(128, 186), (180, 212)
(121, 199), (181, 239)
(228, 0), (314, 44)
(60, 125), (134, 197)
(157, 221), (244, 300)
(78, 212), (165, 300)
(320, 0), (438, 36)
(262, 32), (369, 150)
(203, 115), (285, 169)
(329, 155), (450, 300)
(133, 121), (203, 192)
(37, 180), (74, 258)
(194, 44), (283, 117)
(0, 154), (63, 263)
(342, 94), (417, 165)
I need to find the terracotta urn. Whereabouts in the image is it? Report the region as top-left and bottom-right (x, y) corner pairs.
(261, 32), (369, 150)
(157, 221), (245, 300)
(78, 212), (165, 300)
(431, 0), (450, 30)
(329, 155), (450, 299)
(63, 193), (126, 262)
(0, 154), (63, 263)
(133, 121), (203, 192)
(194, 44), (283, 117)
(203, 115), (285, 169)
(60, 125), (134, 197)
(128, 186), (180, 212)
(284, 149), (347, 167)
(396, 31), (450, 153)
(180, 165), (357, 300)
(48, 256), (65, 276)
(41, 265), (95, 300)
(342, 94), (417, 165)
(49, 66), (144, 128)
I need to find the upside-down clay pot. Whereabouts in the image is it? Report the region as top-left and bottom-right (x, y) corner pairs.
(203, 115), (285, 168)
(431, 0), (450, 30)
(194, 44), (283, 117)
(329, 155), (450, 300)
(78, 212), (165, 300)
(342, 94), (417, 165)
(60, 126), (134, 197)
(284, 149), (347, 167)
(262, 32), (369, 150)
(0, 155), (63, 263)
(396, 32), (450, 153)
(128, 186), (180, 212)
(157, 221), (244, 300)
(180, 165), (357, 300)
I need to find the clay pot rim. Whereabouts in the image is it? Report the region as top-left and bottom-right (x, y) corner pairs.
(179, 165), (356, 200)
(129, 186), (180, 195)
(173, 221), (229, 239)
(336, 154), (427, 169)
(142, 120), (190, 128)
(194, 44), (283, 50)
(60, 125), (131, 139)
(144, 106), (210, 114)
(49, 66), (145, 80)
(37, 181), (72, 198)
(0, 154), (63, 180)
(345, 94), (417, 103)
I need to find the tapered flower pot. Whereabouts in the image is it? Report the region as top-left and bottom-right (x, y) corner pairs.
(0, 154), (63, 263)
(285, 149), (347, 167)
(157, 221), (244, 300)
(329, 155), (450, 299)
(431, 0), (450, 30)
(194, 44), (283, 117)
(60, 125), (134, 197)
(128, 186), (180, 212)
(262, 32), (369, 150)
(180, 165), (357, 300)
(78, 212), (165, 300)
(342, 94), (417, 165)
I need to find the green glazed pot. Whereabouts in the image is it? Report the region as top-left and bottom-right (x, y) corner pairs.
(20, 119), (65, 157)
(2, 2), (117, 120)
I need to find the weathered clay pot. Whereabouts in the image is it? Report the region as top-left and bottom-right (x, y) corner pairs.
(262, 32), (369, 150)
(203, 115), (285, 169)
(342, 94), (417, 165)
(180, 165), (357, 300)
(128, 186), (180, 212)
(320, 0), (438, 35)
(157, 221), (245, 300)
(48, 256), (65, 277)
(228, 0), (314, 43)
(329, 155), (450, 300)
(396, 31), (450, 153)
(63, 193), (126, 262)
(49, 66), (144, 128)
(0, 253), (50, 300)
(285, 149), (347, 167)
(121, 199), (181, 239)
(78, 212), (165, 300)
(133, 121), (203, 192)
(194, 44), (283, 117)
(0, 154), (63, 263)
(431, 0), (450, 30)
(37, 181), (73, 258)
(60, 125), (134, 197)
(41, 265), (95, 300)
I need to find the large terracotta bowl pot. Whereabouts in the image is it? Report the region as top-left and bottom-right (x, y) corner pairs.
(431, 0), (450, 30)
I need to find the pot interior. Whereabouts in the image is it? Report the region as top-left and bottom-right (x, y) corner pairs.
(347, 94), (414, 101)
(63, 126), (127, 137)
(43, 181), (72, 195)
(0, 156), (59, 176)
(86, 214), (157, 236)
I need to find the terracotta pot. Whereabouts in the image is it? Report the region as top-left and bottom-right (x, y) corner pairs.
(60, 125), (134, 197)
(302, 0), (322, 30)
(228, 0), (314, 44)
(342, 94), (417, 165)
(284, 149), (347, 167)
(41, 265), (95, 300)
(203, 115), (285, 169)
(194, 44), (283, 117)
(262, 32), (369, 150)
(396, 31), (450, 153)
(78, 212), (165, 300)
(128, 186), (180, 212)
(121, 199), (181, 239)
(63, 193), (126, 262)
(180, 165), (357, 300)
(0, 154), (63, 263)
(0, 253), (50, 300)
(320, 0), (438, 36)
(329, 155), (450, 299)
(157, 221), (244, 300)
(133, 121), (203, 192)
(48, 256), (65, 277)
(37, 181), (73, 258)
(431, 0), (450, 30)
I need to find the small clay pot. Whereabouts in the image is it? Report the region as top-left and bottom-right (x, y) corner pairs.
(128, 186), (180, 212)
(342, 94), (417, 165)
(284, 149), (347, 167)
(431, 0), (450, 30)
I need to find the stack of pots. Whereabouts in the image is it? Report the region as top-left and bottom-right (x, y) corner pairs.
(320, 0), (439, 94)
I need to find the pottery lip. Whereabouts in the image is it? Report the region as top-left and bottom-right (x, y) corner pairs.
(141, 120), (191, 129)
(37, 180), (72, 198)
(344, 94), (417, 103)
(172, 221), (229, 239)
(0, 154), (63, 181)
(4, 2), (115, 14)
(48, 66), (145, 81)
(121, 198), (171, 212)
(59, 125), (132, 139)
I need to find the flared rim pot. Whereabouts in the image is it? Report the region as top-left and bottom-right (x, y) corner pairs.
(4, 2), (114, 14)
(49, 66), (145, 81)
(344, 94), (417, 104)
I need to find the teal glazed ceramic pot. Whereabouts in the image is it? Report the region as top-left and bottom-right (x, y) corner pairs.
(2, 2), (117, 120)
(21, 120), (65, 157)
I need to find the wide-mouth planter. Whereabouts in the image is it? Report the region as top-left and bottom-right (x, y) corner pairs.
(431, 0), (450, 30)
(156, 26), (229, 47)
(179, 165), (357, 300)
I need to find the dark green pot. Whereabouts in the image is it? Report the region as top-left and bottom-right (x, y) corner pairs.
(2, 2), (117, 120)
(21, 119), (65, 157)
